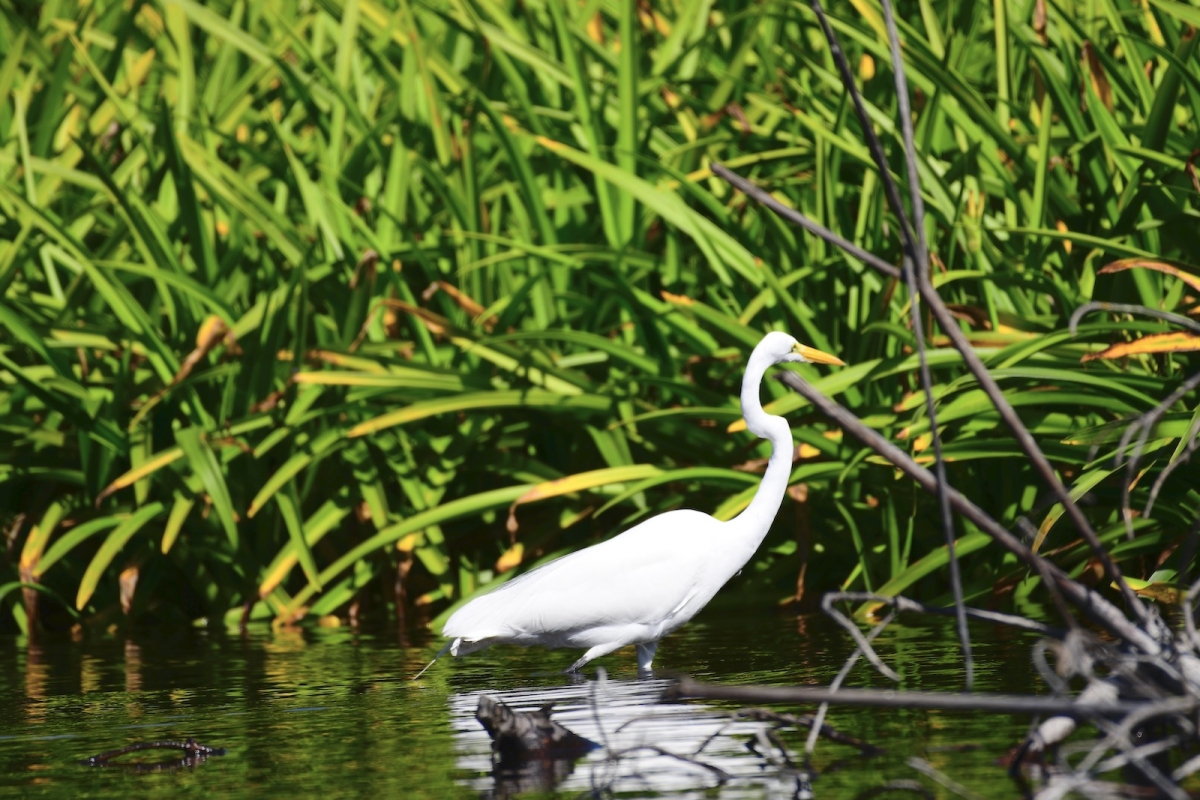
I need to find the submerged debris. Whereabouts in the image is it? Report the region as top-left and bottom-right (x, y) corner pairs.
(475, 695), (597, 796)
(475, 694), (597, 763)
(80, 738), (226, 772)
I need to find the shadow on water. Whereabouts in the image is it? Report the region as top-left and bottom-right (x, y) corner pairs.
(0, 609), (1037, 798)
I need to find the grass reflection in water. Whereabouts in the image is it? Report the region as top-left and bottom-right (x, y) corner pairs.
(0, 611), (1032, 798)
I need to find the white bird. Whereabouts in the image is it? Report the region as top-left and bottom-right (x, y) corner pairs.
(420, 332), (844, 677)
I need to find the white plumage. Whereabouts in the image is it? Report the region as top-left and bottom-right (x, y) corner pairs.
(428, 332), (844, 675)
(444, 510), (733, 671)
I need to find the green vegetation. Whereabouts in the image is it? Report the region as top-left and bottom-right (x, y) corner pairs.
(0, 0), (1198, 634)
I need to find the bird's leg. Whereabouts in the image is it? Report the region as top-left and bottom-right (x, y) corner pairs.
(412, 640), (455, 680)
(636, 641), (659, 675)
(565, 643), (621, 674)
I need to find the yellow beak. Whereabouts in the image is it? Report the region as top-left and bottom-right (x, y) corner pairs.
(794, 343), (845, 366)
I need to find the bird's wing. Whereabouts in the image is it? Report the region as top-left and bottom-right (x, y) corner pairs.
(443, 509), (721, 641)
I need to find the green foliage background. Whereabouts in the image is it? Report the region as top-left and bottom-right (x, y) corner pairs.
(0, 0), (1198, 634)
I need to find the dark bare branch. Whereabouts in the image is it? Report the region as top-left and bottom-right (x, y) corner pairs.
(1069, 301), (1200, 336)
(800, 0), (1144, 621)
(774, 371), (1160, 655)
(710, 162), (899, 278)
(668, 678), (1190, 717)
(807, 611), (896, 754)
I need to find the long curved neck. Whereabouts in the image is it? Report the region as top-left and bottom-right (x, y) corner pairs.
(729, 352), (793, 550)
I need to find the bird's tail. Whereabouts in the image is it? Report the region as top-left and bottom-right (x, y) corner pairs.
(413, 640), (456, 680)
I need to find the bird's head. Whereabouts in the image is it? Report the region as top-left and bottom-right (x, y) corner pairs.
(758, 331), (845, 366)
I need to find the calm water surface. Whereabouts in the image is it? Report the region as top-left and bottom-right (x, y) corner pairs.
(0, 608), (1039, 798)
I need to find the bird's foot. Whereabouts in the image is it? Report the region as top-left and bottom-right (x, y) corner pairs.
(636, 641), (659, 675)
(565, 643), (620, 675)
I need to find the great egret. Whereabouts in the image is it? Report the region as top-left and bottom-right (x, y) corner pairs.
(422, 332), (844, 676)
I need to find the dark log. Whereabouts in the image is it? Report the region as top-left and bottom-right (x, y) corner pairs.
(667, 678), (1193, 718)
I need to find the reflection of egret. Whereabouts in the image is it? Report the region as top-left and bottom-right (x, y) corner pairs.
(427, 333), (844, 675)
(448, 675), (789, 796)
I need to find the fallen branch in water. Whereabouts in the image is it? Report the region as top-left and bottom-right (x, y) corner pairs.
(731, 708), (882, 757)
(604, 744), (732, 786)
(666, 678), (1174, 717)
(80, 738), (226, 772)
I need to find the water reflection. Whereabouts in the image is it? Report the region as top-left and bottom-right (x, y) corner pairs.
(451, 674), (807, 798)
(0, 612), (1034, 798)
(23, 640), (48, 708)
(124, 639), (142, 695)
(471, 693), (596, 795)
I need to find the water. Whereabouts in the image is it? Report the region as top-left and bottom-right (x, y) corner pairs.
(0, 608), (1039, 798)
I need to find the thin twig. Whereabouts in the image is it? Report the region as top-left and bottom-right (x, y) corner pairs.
(751, 728), (796, 769)
(1184, 576), (1200, 653)
(1029, 549), (1082, 634)
(1078, 697), (1190, 776)
(1179, 518), (1200, 589)
(1172, 751), (1200, 781)
(1078, 701), (1194, 800)
(1144, 423), (1200, 516)
(806, 611), (895, 754)
(876, 0), (973, 692)
(710, 162), (899, 278)
(820, 596), (901, 682)
(1092, 735), (1180, 776)
(1117, 369), (1200, 539)
(824, 591), (1060, 636)
(1069, 301), (1200, 336)
(1031, 639), (1071, 696)
(605, 745), (731, 785)
(1035, 775), (1128, 800)
(730, 708), (882, 755)
(913, 265), (1143, 616)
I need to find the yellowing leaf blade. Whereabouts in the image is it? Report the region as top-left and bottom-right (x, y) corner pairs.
(1082, 332), (1200, 361)
(76, 503), (164, 610)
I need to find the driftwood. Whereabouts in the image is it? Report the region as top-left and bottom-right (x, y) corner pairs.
(666, 679), (1169, 718)
(80, 738), (225, 772)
